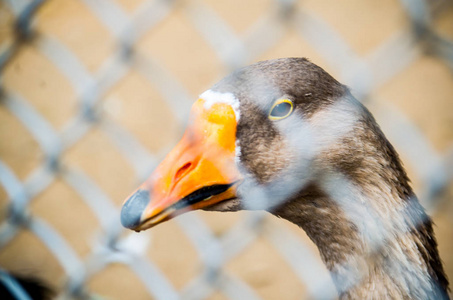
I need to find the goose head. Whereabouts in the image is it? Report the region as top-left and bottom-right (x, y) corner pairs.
(121, 57), (356, 228)
(120, 58), (449, 298)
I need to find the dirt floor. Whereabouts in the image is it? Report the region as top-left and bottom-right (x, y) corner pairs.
(0, 0), (452, 299)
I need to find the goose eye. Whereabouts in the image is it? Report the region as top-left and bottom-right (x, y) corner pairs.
(269, 99), (294, 120)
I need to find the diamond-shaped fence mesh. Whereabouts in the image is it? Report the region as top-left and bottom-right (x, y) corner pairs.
(0, 0), (452, 299)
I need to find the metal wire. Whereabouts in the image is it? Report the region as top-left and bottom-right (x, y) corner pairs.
(0, 0), (452, 299)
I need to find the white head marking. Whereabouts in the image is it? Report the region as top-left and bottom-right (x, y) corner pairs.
(200, 89), (242, 165)
(200, 89), (241, 121)
(235, 142), (241, 165)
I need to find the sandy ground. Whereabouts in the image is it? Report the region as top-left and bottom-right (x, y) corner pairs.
(0, 0), (452, 299)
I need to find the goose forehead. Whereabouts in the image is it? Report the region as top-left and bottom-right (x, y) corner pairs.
(199, 89), (242, 164)
(199, 89), (241, 121)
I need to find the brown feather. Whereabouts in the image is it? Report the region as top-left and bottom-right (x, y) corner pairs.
(209, 58), (449, 299)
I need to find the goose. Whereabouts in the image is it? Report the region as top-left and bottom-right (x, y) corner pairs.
(120, 58), (450, 299)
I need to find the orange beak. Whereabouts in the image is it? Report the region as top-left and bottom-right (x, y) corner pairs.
(121, 98), (241, 231)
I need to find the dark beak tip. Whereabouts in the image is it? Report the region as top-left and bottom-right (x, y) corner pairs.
(120, 189), (150, 229)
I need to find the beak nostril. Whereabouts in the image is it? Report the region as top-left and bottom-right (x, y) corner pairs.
(174, 162), (192, 183)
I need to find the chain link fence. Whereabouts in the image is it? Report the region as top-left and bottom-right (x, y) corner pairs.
(0, 0), (452, 299)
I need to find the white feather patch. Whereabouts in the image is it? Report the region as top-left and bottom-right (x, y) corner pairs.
(199, 89), (241, 121)
(235, 142), (241, 165)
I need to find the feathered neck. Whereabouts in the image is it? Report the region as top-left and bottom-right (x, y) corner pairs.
(271, 115), (450, 299)
(273, 184), (449, 299)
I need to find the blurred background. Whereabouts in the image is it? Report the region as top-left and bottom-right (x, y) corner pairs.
(0, 0), (452, 299)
